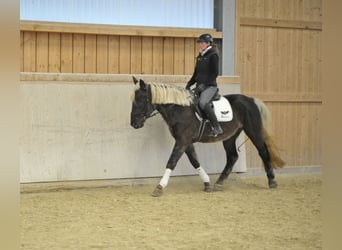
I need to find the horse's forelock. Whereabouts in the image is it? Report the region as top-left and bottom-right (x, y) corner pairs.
(131, 83), (147, 103)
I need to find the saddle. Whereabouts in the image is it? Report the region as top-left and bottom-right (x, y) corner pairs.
(193, 92), (233, 122)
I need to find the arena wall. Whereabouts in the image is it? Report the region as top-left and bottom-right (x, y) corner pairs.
(20, 73), (245, 183)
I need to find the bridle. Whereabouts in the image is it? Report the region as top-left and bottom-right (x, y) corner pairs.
(137, 84), (159, 121)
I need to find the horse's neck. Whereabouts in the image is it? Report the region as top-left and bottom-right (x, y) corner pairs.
(156, 104), (181, 123)
(156, 104), (174, 119)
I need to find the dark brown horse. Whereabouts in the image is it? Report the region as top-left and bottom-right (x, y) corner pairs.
(130, 77), (285, 197)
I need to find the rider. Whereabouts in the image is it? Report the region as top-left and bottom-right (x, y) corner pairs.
(186, 33), (223, 137)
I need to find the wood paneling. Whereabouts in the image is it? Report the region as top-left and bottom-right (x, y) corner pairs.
(108, 35), (120, 74)
(20, 20), (223, 38)
(240, 17), (322, 30)
(141, 37), (153, 74)
(23, 31), (36, 72)
(36, 32), (48, 72)
(97, 35), (108, 74)
(237, 0), (322, 168)
(163, 37), (174, 75)
(72, 34), (85, 73)
(152, 37), (163, 74)
(85, 34), (97, 73)
(130, 36), (142, 74)
(20, 23), (220, 75)
(20, 21), (221, 75)
(20, 31), (24, 72)
(60, 33), (73, 73)
(119, 36), (131, 74)
(48, 33), (61, 72)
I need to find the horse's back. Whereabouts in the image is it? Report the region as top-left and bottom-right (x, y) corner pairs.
(223, 94), (257, 110)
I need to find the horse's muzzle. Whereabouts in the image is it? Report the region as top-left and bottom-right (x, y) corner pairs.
(131, 120), (144, 129)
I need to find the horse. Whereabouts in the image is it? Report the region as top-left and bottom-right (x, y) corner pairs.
(130, 76), (285, 197)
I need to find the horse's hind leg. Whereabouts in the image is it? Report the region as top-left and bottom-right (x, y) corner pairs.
(185, 144), (211, 192)
(258, 143), (277, 188)
(213, 130), (241, 191)
(243, 126), (277, 188)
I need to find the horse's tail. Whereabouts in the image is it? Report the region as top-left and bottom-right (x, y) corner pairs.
(254, 98), (285, 169)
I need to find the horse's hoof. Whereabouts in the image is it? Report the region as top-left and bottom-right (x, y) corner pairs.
(203, 182), (212, 192)
(213, 183), (223, 192)
(269, 180), (278, 189)
(151, 185), (163, 197)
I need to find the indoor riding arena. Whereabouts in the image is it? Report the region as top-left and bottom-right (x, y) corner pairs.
(20, 0), (322, 249)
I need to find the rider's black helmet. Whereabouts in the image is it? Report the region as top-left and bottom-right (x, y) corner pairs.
(197, 33), (213, 44)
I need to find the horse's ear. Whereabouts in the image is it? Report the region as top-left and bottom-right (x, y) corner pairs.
(132, 76), (138, 85)
(139, 79), (146, 90)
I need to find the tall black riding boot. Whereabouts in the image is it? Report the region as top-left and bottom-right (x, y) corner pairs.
(203, 104), (223, 137)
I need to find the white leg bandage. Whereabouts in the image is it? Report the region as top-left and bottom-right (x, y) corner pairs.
(197, 166), (210, 183)
(159, 168), (172, 188)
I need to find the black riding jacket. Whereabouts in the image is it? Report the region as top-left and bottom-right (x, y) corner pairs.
(186, 45), (219, 92)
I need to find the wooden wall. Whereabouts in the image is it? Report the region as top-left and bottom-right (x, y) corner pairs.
(20, 21), (222, 75)
(236, 0), (322, 168)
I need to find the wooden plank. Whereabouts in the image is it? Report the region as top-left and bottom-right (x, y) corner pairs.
(48, 32), (61, 72)
(184, 38), (195, 75)
(20, 31), (24, 71)
(245, 26), (257, 93)
(60, 33), (73, 73)
(316, 31), (322, 94)
(96, 35), (108, 73)
(119, 36), (130, 74)
(141, 37), (153, 74)
(163, 37), (174, 74)
(292, 103), (300, 165)
(108, 35), (119, 74)
(23, 31), (36, 72)
(84, 34), (97, 73)
(311, 31), (321, 94)
(72, 34), (85, 73)
(240, 17), (322, 30)
(285, 29), (294, 93)
(301, 30), (310, 93)
(36, 32), (49, 72)
(152, 37), (163, 74)
(255, 26), (264, 91)
(130, 36), (142, 74)
(174, 38), (185, 75)
(304, 0), (322, 22)
(20, 20), (223, 39)
(253, 93), (322, 103)
(20, 72), (240, 85)
(295, 29), (303, 93)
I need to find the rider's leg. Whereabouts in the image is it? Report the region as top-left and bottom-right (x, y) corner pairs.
(199, 87), (223, 137)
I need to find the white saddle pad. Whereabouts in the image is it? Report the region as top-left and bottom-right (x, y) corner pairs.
(212, 96), (233, 122)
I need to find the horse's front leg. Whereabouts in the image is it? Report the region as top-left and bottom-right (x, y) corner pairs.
(185, 144), (211, 192)
(152, 142), (187, 197)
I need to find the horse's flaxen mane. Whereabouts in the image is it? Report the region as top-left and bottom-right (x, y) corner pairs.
(149, 83), (192, 106)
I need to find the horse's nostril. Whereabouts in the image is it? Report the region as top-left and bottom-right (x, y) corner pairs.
(131, 122), (140, 129)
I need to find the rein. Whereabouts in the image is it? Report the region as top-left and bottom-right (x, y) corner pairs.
(146, 109), (159, 119)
